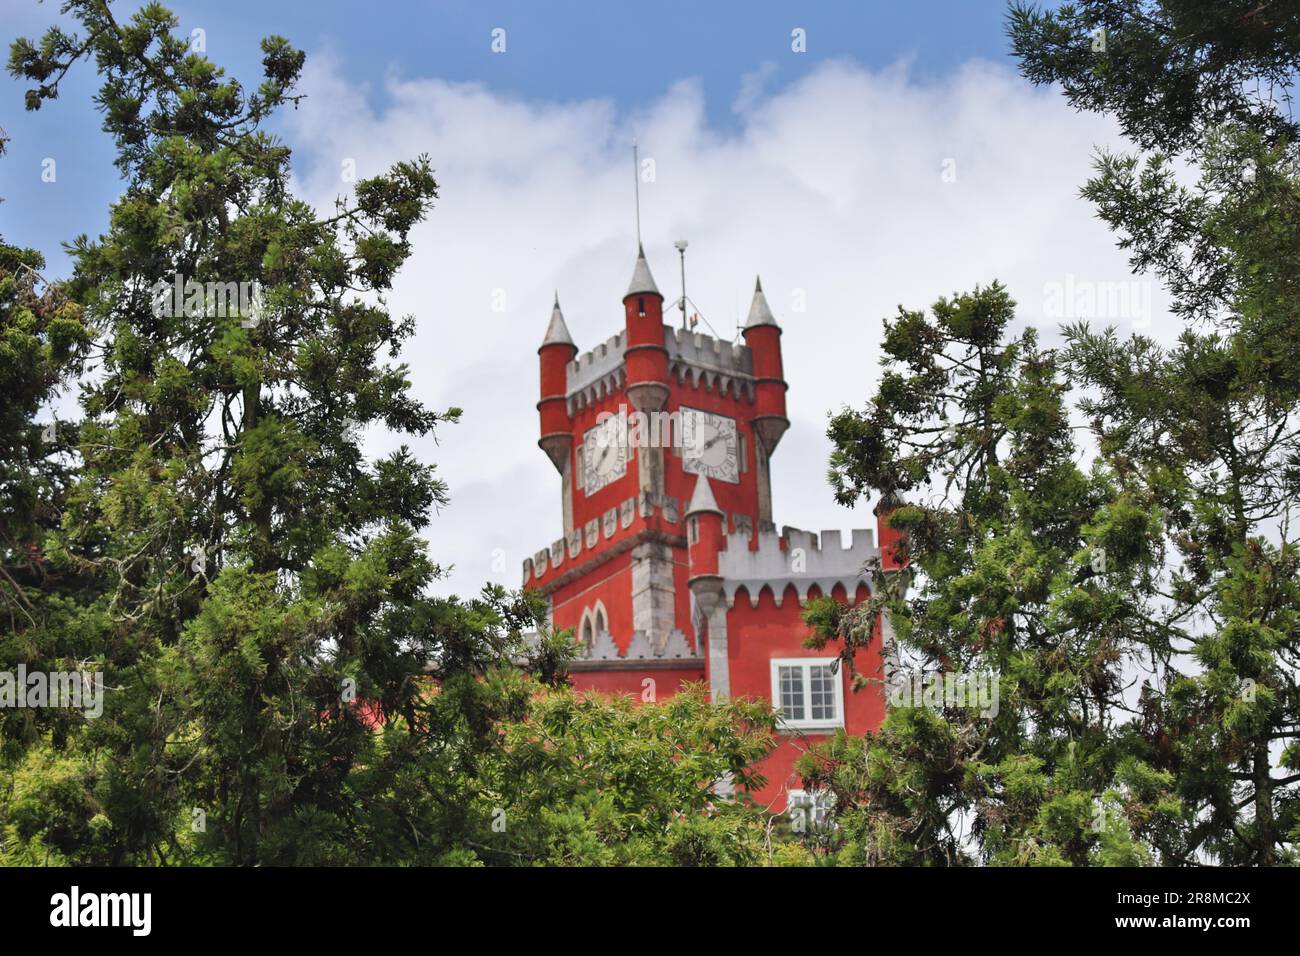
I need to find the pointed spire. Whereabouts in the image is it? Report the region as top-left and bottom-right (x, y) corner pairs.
(625, 243), (661, 298)
(745, 275), (779, 329)
(541, 291), (575, 348)
(685, 473), (724, 518)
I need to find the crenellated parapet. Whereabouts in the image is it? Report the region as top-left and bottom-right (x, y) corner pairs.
(665, 329), (755, 400)
(522, 490), (686, 588)
(564, 326), (761, 411)
(566, 330), (627, 413)
(716, 526), (878, 609)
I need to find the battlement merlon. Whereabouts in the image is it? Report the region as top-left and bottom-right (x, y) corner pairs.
(716, 527), (880, 609)
(665, 327), (754, 378)
(568, 329), (625, 387)
(566, 327), (759, 412)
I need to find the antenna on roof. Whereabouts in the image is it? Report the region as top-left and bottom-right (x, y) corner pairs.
(632, 142), (642, 246)
(674, 240), (689, 330)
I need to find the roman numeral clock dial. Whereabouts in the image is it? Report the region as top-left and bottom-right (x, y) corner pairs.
(582, 415), (628, 494)
(681, 407), (739, 483)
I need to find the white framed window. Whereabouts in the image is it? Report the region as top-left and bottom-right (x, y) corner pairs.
(770, 658), (844, 730)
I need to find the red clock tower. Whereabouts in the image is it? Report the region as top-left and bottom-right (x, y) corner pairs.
(526, 246), (903, 808)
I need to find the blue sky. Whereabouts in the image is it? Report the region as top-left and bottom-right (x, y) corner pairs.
(2, 0), (1015, 273)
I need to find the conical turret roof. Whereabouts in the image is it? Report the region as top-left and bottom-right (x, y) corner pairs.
(744, 276), (779, 329)
(625, 243), (661, 298)
(541, 292), (576, 348)
(685, 473), (724, 517)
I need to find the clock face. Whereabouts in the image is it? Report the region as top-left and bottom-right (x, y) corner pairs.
(680, 407), (740, 484)
(582, 416), (629, 494)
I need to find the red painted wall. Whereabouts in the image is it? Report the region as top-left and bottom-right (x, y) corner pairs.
(551, 551), (635, 652)
(570, 667), (705, 699)
(723, 582), (883, 809)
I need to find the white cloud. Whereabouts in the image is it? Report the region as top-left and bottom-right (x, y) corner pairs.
(285, 53), (1171, 598)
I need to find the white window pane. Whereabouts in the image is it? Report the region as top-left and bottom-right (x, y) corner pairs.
(779, 665), (804, 720)
(809, 664), (836, 720)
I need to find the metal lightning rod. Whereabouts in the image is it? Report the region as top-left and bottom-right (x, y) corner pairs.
(675, 240), (689, 330)
(633, 142), (642, 247)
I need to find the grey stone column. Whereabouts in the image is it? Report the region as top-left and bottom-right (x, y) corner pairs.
(630, 539), (676, 647)
(754, 441), (774, 527)
(690, 581), (730, 700)
(561, 457), (574, 536)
